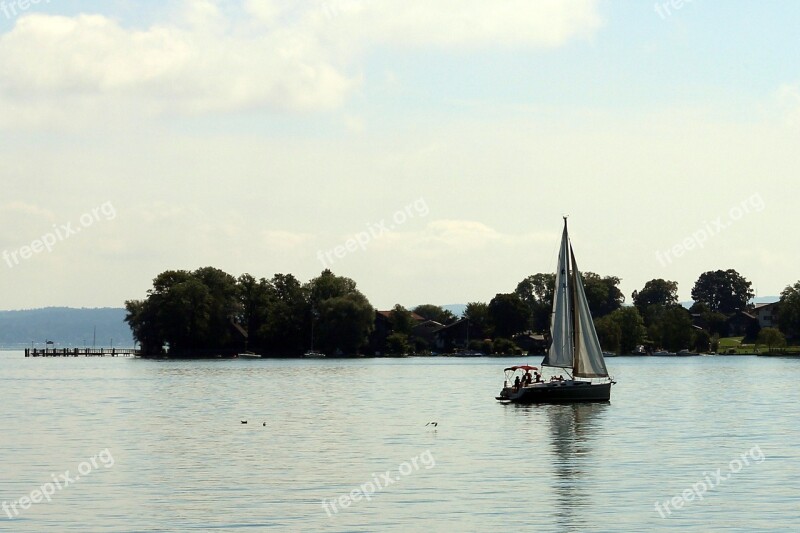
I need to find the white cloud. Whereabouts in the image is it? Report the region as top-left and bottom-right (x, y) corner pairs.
(318, 0), (602, 48)
(0, 10), (355, 127)
(0, 0), (601, 128)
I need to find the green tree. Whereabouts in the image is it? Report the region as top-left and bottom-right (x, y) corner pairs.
(412, 304), (456, 325)
(150, 269), (195, 294)
(710, 333), (720, 353)
(317, 293), (375, 354)
(389, 304), (415, 335)
(126, 269), (217, 355)
(385, 332), (411, 355)
(165, 277), (212, 351)
(515, 273), (555, 332)
(608, 307), (646, 354)
(699, 311), (728, 337)
(691, 269), (754, 314)
(488, 293), (530, 339)
(594, 315), (621, 353)
(143, 270), (218, 354)
(492, 338), (520, 355)
(259, 273), (309, 355)
(126, 269), (312, 356)
(693, 329), (711, 353)
(757, 327), (786, 353)
(124, 298), (163, 355)
(640, 303), (666, 330)
(463, 302), (491, 338)
(236, 273), (273, 349)
(656, 306), (693, 352)
(470, 339), (494, 354)
(582, 273), (625, 318)
(308, 269), (358, 308)
(777, 281), (800, 337)
(138, 273), (214, 354)
(307, 270), (376, 355)
(632, 279), (679, 314)
(193, 266), (240, 348)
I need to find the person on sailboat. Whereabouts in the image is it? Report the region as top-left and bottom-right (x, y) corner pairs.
(514, 375), (521, 390)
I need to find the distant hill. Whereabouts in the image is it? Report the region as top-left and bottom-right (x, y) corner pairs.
(750, 296), (781, 305)
(442, 304), (467, 317)
(0, 307), (134, 349)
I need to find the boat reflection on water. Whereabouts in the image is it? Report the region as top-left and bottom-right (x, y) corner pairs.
(545, 402), (609, 530)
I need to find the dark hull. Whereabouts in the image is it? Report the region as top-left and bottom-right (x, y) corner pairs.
(498, 381), (611, 403)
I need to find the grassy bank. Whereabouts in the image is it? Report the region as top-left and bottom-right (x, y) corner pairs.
(718, 337), (800, 355)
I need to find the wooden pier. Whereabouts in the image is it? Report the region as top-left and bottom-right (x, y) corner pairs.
(25, 348), (139, 357)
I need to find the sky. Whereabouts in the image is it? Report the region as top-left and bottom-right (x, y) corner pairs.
(0, 0), (798, 311)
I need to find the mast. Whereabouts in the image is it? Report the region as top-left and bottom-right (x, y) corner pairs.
(310, 309), (315, 351)
(571, 245), (580, 372)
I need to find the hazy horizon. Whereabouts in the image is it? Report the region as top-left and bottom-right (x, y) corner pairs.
(2, 1), (798, 311)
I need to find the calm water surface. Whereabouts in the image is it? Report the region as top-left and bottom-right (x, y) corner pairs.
(1, 352), (799, 532)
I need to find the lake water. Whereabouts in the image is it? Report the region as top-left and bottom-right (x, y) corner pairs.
(1, 352), (798, 532)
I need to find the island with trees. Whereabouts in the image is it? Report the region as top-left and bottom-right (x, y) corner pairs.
(123, 266), (800, 358)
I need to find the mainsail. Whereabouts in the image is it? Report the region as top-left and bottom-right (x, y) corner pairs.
(541, 219), (609, 379)
(541, 222), (573, 368)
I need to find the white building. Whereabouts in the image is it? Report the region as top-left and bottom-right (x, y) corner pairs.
(752, 302), (780, 328)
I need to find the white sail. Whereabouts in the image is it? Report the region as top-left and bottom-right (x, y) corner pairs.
(570, 245), (609, 378)
(542, 221), (573, 369)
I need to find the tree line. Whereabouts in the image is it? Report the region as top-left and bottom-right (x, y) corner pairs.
(125, 268), (374, 356)
(124, 266), (800, 357)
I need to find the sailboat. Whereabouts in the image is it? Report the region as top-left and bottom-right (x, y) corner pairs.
(303, 309), (326, 358)
(496, 218), (614, 403)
